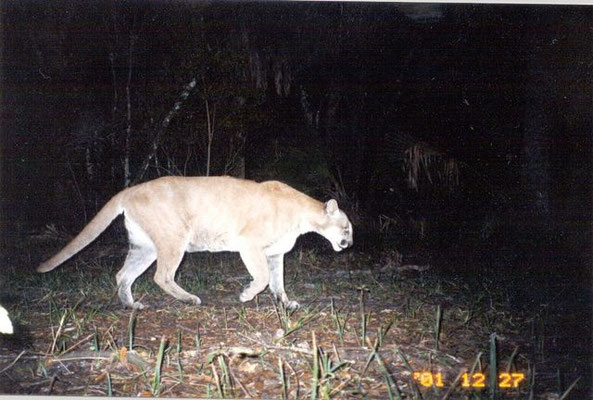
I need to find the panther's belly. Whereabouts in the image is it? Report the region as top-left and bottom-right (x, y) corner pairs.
(186, 232), (234, 253)
(186, 230), (298, 256)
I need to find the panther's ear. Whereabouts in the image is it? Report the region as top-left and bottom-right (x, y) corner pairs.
(325, 199), (339, 217)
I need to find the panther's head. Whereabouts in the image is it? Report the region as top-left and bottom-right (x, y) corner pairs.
(317, 199), (353, 252)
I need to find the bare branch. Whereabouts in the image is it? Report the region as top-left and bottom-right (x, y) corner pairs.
(133, 78), (197, 184)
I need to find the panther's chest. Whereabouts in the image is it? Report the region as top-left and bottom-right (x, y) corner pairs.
(265, 233), (299, 256)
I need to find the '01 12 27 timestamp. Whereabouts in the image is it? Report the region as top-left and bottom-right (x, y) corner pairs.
(413, 371), (526, 389)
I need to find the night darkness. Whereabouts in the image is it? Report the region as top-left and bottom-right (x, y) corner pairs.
(0, 1), (592, 398)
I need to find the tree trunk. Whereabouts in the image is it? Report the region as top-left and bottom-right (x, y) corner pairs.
(123, 36), (136, 187)
(205, 99), (215, 177)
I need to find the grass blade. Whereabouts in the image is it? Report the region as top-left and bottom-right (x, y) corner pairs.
(489, 333), (497, 399)
(211, 360), (224, 398)
(279, 357), (288, 400)
(310, 331), (319, 400)
(558, 376), (581, 400)
(153, 335), (167, 396)
(374, 349), (401, 400)
(434, 304), (442, 351)
(106, 371), (112, 396)
(127, 308), (137, 351)
(176, 329), (183, 375)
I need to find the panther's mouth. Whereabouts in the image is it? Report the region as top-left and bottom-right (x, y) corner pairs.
(338, 239), (351, 249)
(331, 239), (352, 252)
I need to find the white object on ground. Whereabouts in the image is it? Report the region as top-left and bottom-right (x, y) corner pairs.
(0, 305), (13, 334)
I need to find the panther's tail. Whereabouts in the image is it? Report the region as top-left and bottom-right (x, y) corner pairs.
(36, 192), (125, 272)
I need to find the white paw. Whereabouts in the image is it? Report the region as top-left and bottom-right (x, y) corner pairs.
(239, 291), (253, 303)
(189, 295), (202, 305)
(132, 301), (146, 310)
(284, 300), (300, 311)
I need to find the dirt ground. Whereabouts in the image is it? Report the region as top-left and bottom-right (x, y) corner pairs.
(0, 245), (590, 399)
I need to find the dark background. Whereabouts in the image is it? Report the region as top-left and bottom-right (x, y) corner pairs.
(1, 2), (591, 284)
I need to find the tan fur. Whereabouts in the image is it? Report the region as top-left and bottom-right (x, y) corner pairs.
(37, 176), (353, 309)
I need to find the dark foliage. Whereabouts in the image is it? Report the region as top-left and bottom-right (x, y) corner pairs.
(1, 2), (590, 275)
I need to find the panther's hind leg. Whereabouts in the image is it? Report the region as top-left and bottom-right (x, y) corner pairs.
(116, 245), (156, 309)
(153, 245), (202, 305)
(116, 215), (157, 309)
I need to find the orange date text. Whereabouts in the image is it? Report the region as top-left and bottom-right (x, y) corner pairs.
(412, 372), (526, 389)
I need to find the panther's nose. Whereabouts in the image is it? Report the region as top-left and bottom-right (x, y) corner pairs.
(339, 239), (352, 249)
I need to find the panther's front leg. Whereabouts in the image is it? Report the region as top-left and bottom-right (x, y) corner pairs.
(267, 254), (299, 310)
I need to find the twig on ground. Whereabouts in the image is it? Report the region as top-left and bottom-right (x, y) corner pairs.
(0, 350), (27, 374)
(237, 331), (315, 356)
